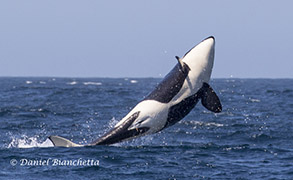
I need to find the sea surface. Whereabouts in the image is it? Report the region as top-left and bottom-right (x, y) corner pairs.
(0, 77), (292, 179)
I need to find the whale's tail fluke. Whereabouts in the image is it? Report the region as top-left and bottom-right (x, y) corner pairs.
(48, 135), (83, 147)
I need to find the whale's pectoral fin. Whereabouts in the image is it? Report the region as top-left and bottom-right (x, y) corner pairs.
(48, 135), (83, 147)
(200, 82), (222, 113)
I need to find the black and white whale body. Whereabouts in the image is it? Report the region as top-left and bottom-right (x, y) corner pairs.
(48, 36), (222, 147)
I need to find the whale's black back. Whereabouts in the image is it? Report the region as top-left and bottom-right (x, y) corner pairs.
(144, 63), (190, 103)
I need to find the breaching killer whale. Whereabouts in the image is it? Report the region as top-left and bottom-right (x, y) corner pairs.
(48, 36), (222, 147)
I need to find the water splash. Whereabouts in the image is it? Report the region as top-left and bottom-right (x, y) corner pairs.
(7, 135), (53, 148)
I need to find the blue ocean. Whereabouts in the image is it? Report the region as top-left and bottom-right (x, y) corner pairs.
(1, 77), (292, 179)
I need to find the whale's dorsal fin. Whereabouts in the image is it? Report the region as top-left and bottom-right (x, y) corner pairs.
(200, 82), (222, 113)
(175, 56), (190, 73)
(175, 56), (184, 69)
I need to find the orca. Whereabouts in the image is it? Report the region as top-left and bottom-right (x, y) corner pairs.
(48, 36), (222, 147)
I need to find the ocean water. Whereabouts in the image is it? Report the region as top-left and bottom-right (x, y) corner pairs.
(0, 77), (292, 179)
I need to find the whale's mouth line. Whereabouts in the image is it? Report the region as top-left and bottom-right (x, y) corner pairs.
(90, 111), (150, 145)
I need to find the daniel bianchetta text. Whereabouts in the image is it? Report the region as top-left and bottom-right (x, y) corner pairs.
(10, 158), (99, 167)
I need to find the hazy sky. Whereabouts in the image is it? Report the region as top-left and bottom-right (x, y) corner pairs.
(0, 0), (292, 78)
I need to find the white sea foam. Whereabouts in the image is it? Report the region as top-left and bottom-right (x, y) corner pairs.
(183, 120), (224, 127)
(130, 80), (138, 84)
(83, 82), (102, 86)
(26, 81), (33, 84)
(67, 81), (78, 85)
(8, 135), (54, 148)
(249, 98), (261, 102)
